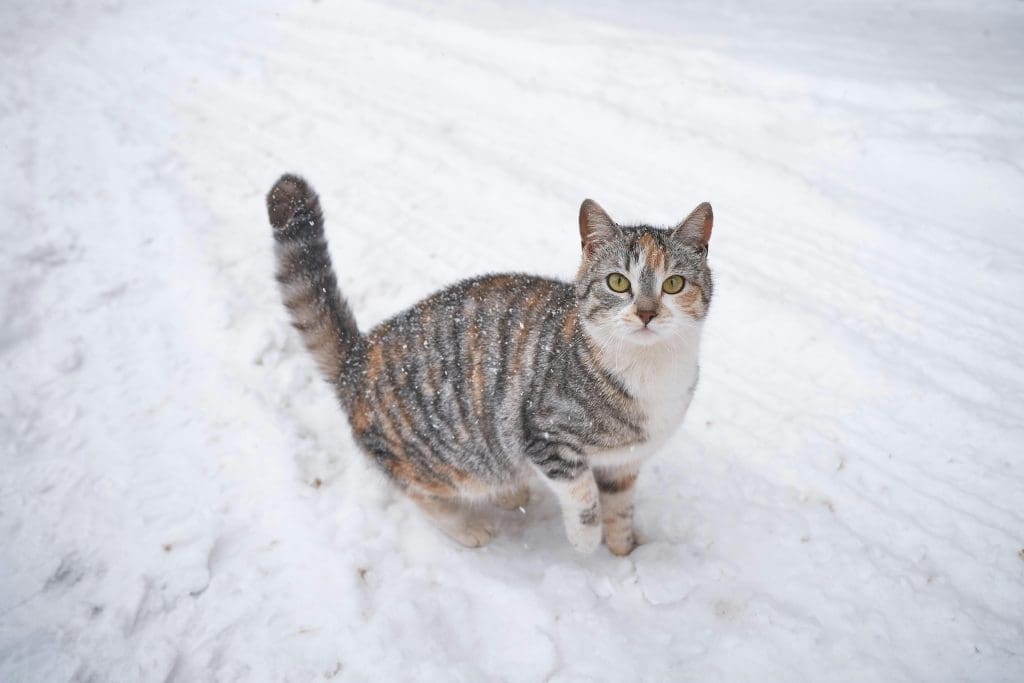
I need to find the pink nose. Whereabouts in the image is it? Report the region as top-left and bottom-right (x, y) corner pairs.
(637, 309), (657, 326)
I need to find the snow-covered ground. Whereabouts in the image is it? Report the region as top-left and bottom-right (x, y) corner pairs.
(2, 0), (1023, 680)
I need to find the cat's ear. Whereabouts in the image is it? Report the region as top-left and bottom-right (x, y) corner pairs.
(579, 199), (619, 258)
(671, 202), (713, 246)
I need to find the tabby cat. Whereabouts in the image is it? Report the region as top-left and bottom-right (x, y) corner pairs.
(267, 174), (713, 555)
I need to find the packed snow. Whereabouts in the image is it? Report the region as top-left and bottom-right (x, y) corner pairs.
(2, 0), (1023, 680)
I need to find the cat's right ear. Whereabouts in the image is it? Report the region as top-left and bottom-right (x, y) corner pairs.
(579, 199), (618, 258)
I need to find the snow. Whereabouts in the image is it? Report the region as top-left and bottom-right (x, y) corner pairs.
(2, 0), (1023, 680)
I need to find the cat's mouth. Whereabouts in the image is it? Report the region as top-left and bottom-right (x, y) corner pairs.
(627, 326), (662, 345)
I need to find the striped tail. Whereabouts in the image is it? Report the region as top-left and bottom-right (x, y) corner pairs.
(266, 174), (362, 390)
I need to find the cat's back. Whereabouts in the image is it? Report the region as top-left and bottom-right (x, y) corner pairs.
(368, 273), (576, 392)
(370, 272), (573, 345)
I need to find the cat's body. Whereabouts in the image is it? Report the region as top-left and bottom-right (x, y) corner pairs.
(267, 174), (713, 555)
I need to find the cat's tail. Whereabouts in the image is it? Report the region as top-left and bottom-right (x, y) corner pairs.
(266, 174), (362, 389)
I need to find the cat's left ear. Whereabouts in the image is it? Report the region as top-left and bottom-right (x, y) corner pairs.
(671, 202), (713, 246)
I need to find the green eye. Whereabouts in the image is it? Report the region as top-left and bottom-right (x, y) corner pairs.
(606, 273), (631, 293)
(662, 275), (685, 294)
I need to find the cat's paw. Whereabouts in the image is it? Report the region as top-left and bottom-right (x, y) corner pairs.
(605, 531), (638, 557)
(494, 486), (530, 511)
(566, 519), (602, 554)
(443, 520), (494, 548)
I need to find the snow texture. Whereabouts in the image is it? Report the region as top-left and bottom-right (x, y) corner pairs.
(2, 0), (1023, 681)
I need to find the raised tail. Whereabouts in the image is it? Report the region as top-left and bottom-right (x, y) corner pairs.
(267, 174), (362, 389)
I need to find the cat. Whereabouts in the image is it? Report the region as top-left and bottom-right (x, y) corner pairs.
(266, 174), (713, 555)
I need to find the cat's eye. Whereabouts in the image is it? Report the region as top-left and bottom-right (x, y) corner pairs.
(606, 273), (631, 293)
(662, 275), (685, 294)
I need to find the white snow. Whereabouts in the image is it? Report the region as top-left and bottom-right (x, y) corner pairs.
(2, 0), (1023, 680)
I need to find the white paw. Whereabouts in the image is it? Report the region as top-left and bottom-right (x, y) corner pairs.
(566, 519), (602, 554)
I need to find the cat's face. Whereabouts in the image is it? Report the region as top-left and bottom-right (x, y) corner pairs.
(575, 200), (714, 348)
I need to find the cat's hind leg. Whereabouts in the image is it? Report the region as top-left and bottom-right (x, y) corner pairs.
(408, 491), (494, 548)
(360, 436), (494, 548)
(493, 485), (530, 511)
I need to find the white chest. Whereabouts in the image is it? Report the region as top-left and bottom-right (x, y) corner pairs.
(628, 357), (698, 441)
(588, 340), (701, 469)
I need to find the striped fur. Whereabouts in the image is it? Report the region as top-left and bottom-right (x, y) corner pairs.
(266, 175), (714, 555)
(268, 175), (362, 404)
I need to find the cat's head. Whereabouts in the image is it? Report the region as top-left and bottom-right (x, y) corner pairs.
(575, 199), (714, 348)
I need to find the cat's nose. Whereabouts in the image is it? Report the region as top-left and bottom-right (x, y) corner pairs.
(637, 309), (658, 326)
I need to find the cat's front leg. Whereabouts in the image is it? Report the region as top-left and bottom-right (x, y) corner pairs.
(529, 447), (601, 553)
(595, 465), (640, 556)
